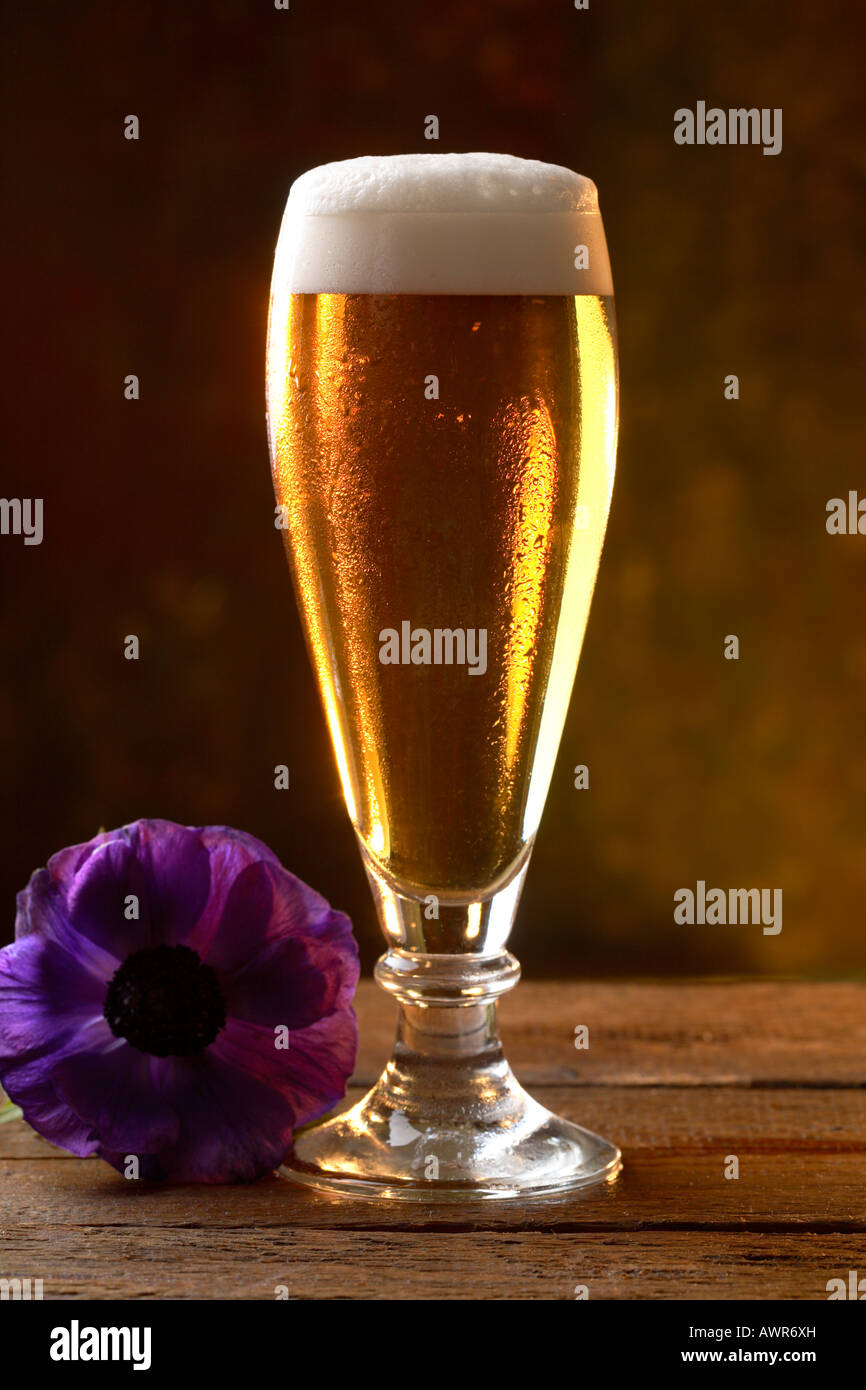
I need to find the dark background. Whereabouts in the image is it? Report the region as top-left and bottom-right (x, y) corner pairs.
(2, 0), (864, 976)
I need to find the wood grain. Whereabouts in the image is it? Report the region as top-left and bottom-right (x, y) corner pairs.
(1, 1150), (865, 1231)
(356, 981), (866, 1086)
(1, 982), (864, 1299)
(2, 1225), (859, 1300)
(3, 1086), (865, 1162)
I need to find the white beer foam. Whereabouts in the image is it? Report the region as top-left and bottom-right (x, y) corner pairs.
(288, 153), (598, 214)
(274, 153), (613, 295)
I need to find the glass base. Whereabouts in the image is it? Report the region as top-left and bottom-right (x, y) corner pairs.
(278, 950), (621, 1202)
(279, 1089), (621, 1202)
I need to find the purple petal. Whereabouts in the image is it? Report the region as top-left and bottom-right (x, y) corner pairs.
(272, 1009), (360, 1128)
(0, 936), (106, 1044)
(102, 1038), (298, 1183)
(53, 1045), (181, 1153)
(212, 1010), (359, 1130)
(192, 860), (273, 974)
(15, 1084), (102, 1156)
(0, 937), (116, 1156)
(223, 917), (359, 1030)
(183, 825), (281, 961)
(14, 868), (120, 981)
(127, 820), (211, 944)
(200, 860), (338, 978)
(66, 839), (153, 957)
(15, 830), (117, 937)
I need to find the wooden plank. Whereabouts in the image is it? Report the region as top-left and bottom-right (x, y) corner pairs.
(3, 984), (862, 1301)
(355, 981), (866, 1085)
(2, 1226), (858, 1300)
(3, 1084), (865, 1162)
(1, 1150), (863, 1232)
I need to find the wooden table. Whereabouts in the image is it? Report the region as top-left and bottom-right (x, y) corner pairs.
(2, 981), (864, 1300)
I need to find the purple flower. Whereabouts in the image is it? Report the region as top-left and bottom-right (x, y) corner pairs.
(0, 820), (359, 1182)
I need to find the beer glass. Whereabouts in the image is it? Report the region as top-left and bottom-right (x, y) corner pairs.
(266, 153), (620, 1198)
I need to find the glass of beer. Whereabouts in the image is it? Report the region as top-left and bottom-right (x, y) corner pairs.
(266, 153), (620, 1198)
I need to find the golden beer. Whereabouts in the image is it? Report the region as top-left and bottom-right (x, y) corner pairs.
(268, 291), (617, 905)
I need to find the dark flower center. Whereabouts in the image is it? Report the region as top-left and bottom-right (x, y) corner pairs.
(103, 944), (226, 1057)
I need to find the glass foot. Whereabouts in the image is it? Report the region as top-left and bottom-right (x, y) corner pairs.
(279, 1085), (621, 1201)
(278, 958), (621, 1201)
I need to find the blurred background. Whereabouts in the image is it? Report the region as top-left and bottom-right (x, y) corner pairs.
(2, 0), (864, 976)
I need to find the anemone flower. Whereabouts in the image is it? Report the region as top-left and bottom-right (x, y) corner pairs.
(0, 820), (359, 1182)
